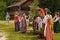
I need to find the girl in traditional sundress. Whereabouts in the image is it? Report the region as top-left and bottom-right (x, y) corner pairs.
(53, 12), (60, 33)
(6, 12), (10, 25)
(36, 15), (42, 31)
(43, 12), (54, 40)
(21, 14), (27, 33)
(14, 12), (20, 31)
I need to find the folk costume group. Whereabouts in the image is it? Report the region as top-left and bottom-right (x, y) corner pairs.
(6, 8), (60, 40)
(34, 8), (60, 40)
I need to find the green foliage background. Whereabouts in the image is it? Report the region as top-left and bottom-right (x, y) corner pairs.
(0, 1), (6, 20)
(38, 0), (60, 12)
(0, 0), (14, 20)
(30, 0), (39, 17)
(0, 0), (60, 20)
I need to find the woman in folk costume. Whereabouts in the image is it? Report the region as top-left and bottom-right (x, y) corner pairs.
(43, 12), (54, 40)
(37, 16), (42, 31)
(53, 12), (60, 33)
(35, 15), (42, 30)
(14, 12), (20, 31)
(6, 12), (10, 25)
(21, 14), (27, 33)
(35, 16), (39, 30)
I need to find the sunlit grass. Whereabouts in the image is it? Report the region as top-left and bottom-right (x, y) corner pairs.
(0, 22), (43, 40)
(0, 21), (60, 40)
(54, 33), (60, 40)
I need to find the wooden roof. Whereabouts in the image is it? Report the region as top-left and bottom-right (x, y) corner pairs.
(7, 0), (27, 8)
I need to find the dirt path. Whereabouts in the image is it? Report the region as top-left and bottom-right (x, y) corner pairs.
(0, 32), (7, 40)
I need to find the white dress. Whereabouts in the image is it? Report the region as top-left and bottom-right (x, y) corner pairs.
(37, 17), (42, 31)
(43, 14), (52, 36)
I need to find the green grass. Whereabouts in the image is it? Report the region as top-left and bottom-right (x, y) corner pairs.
(0, 21), (60, 40)
(54, 33), (60, 40)
(0, 22), (43, 40)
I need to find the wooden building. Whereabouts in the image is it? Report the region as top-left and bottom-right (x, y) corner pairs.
(7, 0), (33, 15)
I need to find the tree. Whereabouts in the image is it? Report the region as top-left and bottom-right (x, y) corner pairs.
(38, 0), (60, 16)
(30, 0), (39, 17)
(4, 0), (14, 6)
(38, 0), (60, 12)
(0, 0), (15, 20)
(30, 0), (40, 33)
(0, 1), (7, 20)
(0, 1), (6, 11)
